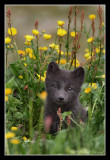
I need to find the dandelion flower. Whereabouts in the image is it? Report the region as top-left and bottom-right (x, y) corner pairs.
(5, 96), (8, 101)
(89, 14), (96, 20)
(36, 74), (45, 82)
(5, 37), (11, 44)
(25, 41), (31, 46)
(95, 48), (100, 53)
(87, 37), (94, 43)
(8, 27), (17, 36)
(29, 52), (36, 59)
(5, 132), (15, 139)
(38, 91), (47, 100)
(26, 48), (33, 54)
(32, 29), (39, 35)
(22, 136), (27, 141)
(60, 59), (66, 65)
(102, 74), (105, 79)
(89, 83), (98, 89)
(49, 43), (59, 50)
(24, 35), (35, 41)
(70, 31), (77, 37)
(84, 87), (91, 93)
(57, 21), (65, 26)
(11, 127), (18, 131)
(65, 52), (71, 56)
(57, 28), (67, 36)
(10, 138), (20, 144)
(42, 47), (48, 51)
(18, 50), (25, 56)
(44, 71), (47, 77)
(19, 75), (23, 79)
(42, 30), (45, 33)
(102, 49), (105, 54)
(57, 50), (64, 55)
(7, 44), (14, 49)
(5, 88), (12, 96)
(85, 48), (89, 53)
(43, 34), (52, 40)
(24, 63), (27, 67)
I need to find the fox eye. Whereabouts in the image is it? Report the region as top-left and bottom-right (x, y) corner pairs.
(68, 87), (72, 91)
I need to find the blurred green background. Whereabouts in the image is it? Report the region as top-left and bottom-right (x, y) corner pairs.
(5, 5), (105, 66)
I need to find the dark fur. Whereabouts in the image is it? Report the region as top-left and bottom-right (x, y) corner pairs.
(44, 61), (88, 133)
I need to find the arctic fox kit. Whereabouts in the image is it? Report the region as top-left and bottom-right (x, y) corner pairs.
(44, 61), (88, 133)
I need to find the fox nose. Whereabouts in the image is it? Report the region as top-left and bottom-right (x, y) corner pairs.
(59, 96), (64, 101)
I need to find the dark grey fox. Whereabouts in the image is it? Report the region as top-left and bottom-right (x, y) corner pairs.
(44, 61), (88, 133)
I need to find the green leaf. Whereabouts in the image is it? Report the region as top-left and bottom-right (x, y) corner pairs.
(62, 111), (72, 120)
(15, 112), (23, 119)
(6, 76), (15, 88)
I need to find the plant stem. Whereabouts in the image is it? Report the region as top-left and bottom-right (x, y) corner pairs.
(29, 98), (33, 139)
(68, 115), (82, 130)
(58, 36), (61, 64)
(66, 19), (71, 62)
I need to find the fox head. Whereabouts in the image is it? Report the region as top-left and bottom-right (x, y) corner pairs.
(45, 61), (85, 106)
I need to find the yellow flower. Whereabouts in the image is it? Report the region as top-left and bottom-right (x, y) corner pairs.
(57, 28), (67, 36)
(87, 37), (94, 43)
(29, 52), (36, 59)
(72, 59), (80, 67)
(8, 27), (17, 36)
(56, 60), (58, 64)
(102, 49), (105, 54)
(19, 75), (23, 79)
(5, 96), (8, 101)
(24, 35), (35, 41)
(18, 50), (25, 56)
(42, 47), (48, 51)
(89, 83), (97, 89)
(102, 22), (104, 26)
(10, 138), (20, 144)
(102, 74), (105, 79)
(84, 53), (90, 58)
(43, 34), (52, 40)
(11, 127), (18, 131)
(38, 91), (47, 100)
(24, 63), (27, 67)
(85, 48), (89, 53)
(84, 87), (91, 93)
(32, 29), (39, 35)
(22, 136), (27, 141)
(5, 37), (11, 44)
(22, 57), (26, 61)
(95, 48), (100, 53)
(57, 50), (64, 55)
(5, 132), (15, 139)
(70, 31), (77, 37)
(60, 59), (66, 65)
(44, 71), (47, 77)
(65, 52), (71, 56)
(5, 88), (12, 96)
(7, 44), (14, 49)
(89, 14), (96, 20)
(25, 41), (31, 46)
(42, 30), (45, 33)
(36, 74), (45, 82)
(49, 43), (59, 50)
(57, 21), (65, 26)
(26, 48), (33, 54)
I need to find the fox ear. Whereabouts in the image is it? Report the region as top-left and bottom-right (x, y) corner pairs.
(71, 67), (85, 85)
(47, 61), (60, 74)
